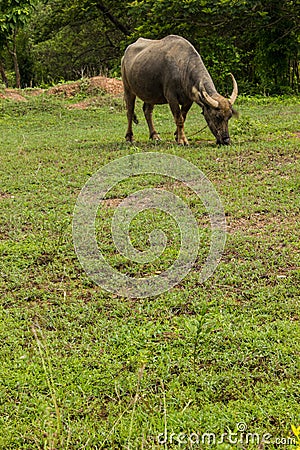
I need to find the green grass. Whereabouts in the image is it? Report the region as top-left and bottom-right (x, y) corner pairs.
(0, 91), (299, 449)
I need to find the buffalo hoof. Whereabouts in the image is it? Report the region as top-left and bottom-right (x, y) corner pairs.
(150, 132), (161, 141)
(175, 131), (189, 146)
(177, 138), (189, 146)
(217, 137), (230, 145)
(125, 133), (134, 142)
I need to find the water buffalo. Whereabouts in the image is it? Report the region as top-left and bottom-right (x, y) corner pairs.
(121, 35), (238, 145)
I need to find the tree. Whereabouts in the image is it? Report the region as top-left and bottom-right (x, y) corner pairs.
(27, 0), (133, 85)
(0, 0), (36, 87)
(0, 34), (9, 86)
(251, 0), (300, 92)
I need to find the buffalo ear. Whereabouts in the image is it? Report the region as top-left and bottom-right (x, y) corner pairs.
(191, 86), (203, 105)
(192, 86), (200, 103)
(232, 108), (239, 118)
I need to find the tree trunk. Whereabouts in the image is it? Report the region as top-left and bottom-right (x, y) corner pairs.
(12, 50), (21, 89)
(7, 30), (21, 88)
(0, 59), (8, 87)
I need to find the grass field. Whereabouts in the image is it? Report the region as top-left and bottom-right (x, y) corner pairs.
(0, 88), (299, 449)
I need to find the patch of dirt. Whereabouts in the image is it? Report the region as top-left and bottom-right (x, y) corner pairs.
(0, 76), (124, 102)
(25, 88), (45, 96)
(0, 89), (27, 102)
(227, 212), (297, 234)
(100, 198), (123, 208)
(0, 191), (14, 199)
(68, 98), (96, 110)
(47, 82), (81, 97)
(68, 99), (93, 109)
(47, 76), (124, 98)
(89, 76), (123, 95)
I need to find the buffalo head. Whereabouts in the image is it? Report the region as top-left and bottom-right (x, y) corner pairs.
(193, 73), (238, 145)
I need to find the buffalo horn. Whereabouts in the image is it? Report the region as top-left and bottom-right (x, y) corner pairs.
(202, 88), (219, 109)
(229, 73), (238, 105)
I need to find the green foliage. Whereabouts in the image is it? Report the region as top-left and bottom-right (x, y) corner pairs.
(0, 0), (36, 40)
(0, 0), (37, 87)
(126, 0), (300, 94)
(0, 1), (299, 98)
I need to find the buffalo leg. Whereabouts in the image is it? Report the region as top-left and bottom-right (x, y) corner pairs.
(143, 103), (160, 141)
(181, 101), (193, 122)
(124, 91), (136, 142)
(169, 101), (189, 145)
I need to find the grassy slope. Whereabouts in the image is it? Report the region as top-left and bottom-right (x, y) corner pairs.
(0, 92), (299, 449)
